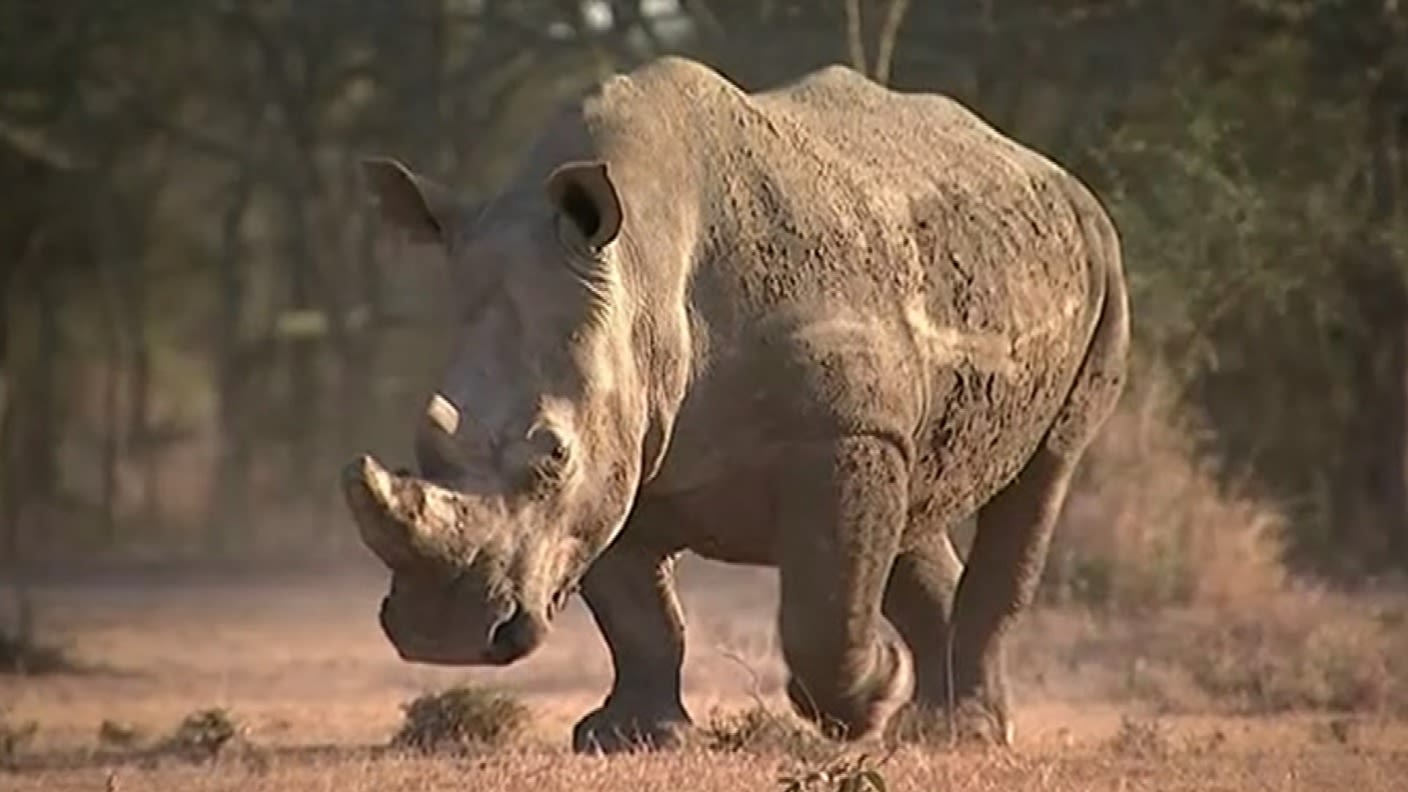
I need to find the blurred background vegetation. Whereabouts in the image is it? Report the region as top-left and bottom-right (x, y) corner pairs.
(3, 0), (1408, 605)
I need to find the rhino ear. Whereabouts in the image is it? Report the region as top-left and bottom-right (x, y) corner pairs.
(546, 160), (623, 250)
(361, 157), (461, 245)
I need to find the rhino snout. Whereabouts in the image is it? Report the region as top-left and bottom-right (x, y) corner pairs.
(378, 588), (547, 667)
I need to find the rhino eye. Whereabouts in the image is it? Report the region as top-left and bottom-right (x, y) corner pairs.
(546, 437), (569, 463)
(525, 426), (572, 481)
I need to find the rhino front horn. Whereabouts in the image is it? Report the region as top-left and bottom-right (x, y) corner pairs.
(341, 454), (492, 570)
(343, 454), (422, 569)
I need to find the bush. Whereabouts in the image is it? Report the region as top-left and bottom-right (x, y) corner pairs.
(1046, 371), (1286, 611)
(97, 719), (146, 749)
(1106, 715), (1173, 759)
(392, 685), (532, 753)
(1047, 584), (1408, 717)
(703, 704), (830, 761)
(162, 707), (244, 761)
(0, 707), (37, 770)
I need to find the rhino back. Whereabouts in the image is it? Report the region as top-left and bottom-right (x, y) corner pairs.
(570, 60), (1113, 517)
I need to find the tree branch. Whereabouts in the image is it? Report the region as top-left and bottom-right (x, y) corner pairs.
(0, 117), (90, 171)
(874, 0), (913, 85)
(844, 0), (867, 75)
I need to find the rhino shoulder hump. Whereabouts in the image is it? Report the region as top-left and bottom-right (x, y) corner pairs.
(622, 56), (737, 97)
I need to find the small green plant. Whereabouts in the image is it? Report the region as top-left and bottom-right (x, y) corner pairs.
(392, 685), (531, 753)
(98, 719), (145, 749)
(163, 707), (242, 761)
(777, 751), (891, 792)
(0, 707), (38, 769)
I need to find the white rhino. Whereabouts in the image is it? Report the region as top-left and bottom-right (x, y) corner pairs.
(346, 56), (1129, 753)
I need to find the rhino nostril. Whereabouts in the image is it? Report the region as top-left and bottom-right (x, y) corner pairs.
(485, 602), (543, 665)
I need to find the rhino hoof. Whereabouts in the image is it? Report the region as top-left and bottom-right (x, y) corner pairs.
(571, 708), (692, 754)
(785, 639), (914, 742)
(946, 698), (1014, 747)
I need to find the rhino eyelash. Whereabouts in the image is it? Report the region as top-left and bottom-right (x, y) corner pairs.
(522, 465), (564, 498)
(534, 452), (570, 479)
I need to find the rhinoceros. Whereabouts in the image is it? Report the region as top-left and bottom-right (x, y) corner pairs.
(346, 56), (1129, 753)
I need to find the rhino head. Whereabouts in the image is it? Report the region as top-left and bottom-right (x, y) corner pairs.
(345, 155), (653, 666)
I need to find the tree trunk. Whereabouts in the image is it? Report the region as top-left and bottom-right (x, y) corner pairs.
(96, 256), (123, 545)
(206, 175), (253, 554)
(0, 246), (18, 638)
(30, 258), (60, 510)
(281, 179), (321, 524)
(1333, 295), (1408, 574)
(119, 239), (159, 532)
(1333, 72), (1408, 574)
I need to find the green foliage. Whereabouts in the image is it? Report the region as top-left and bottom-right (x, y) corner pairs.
(777, 751), (892, 792)
(1081, 12), (1408, 570)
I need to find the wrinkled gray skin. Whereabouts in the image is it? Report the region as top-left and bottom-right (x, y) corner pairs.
(345, 57), (1129, 754)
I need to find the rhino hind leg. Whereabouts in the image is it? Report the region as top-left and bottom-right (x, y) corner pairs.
(573, 535), (692, 754)
(777, 436), (915, 742)
(947, 246), (1129, 746)
(947, 447), (1079, 745)
(880, 529), (964, 741)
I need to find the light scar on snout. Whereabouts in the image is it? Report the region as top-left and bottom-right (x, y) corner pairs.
(427, 392), (461, 437)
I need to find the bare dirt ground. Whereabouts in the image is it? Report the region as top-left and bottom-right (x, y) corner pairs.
(3, 556), (1406, 791)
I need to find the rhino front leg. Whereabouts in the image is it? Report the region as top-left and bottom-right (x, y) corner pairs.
(778, 436), (914, 741)
(949, 446), (1077, 746)
(573, 535), (692, 754)
(881, 527), (964, 741)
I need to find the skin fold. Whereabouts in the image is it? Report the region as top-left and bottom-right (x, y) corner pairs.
(345, 56), (1130, 754)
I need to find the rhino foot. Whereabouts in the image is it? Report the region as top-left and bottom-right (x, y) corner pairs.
(952, 696), (1014, 746)
(571, 705), (693, 754)
(885, 698), (1012, 747)
(785, 638), (914, 742)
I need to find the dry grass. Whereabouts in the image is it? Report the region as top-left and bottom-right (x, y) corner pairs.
(7, 734), (1408, 792)
(1, 566), (1405, 792)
